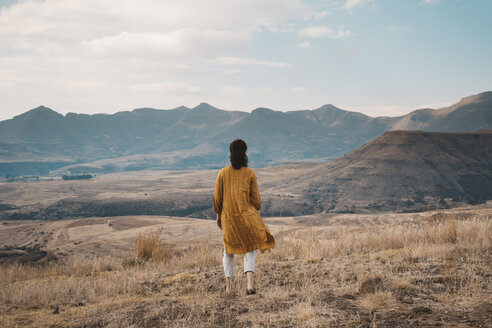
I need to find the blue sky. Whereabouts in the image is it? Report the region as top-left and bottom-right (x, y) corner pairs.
(0, 0), (490, 120)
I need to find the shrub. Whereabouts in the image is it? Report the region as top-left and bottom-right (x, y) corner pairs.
(135, 229), (173, 262)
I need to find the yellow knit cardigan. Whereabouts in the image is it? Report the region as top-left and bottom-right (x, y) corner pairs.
(213, 165), (275, 254)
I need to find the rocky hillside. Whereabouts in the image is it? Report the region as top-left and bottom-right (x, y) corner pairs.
(290, 130), (492, 213)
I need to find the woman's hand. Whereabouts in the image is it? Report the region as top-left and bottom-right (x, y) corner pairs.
(216, 213), (222, 230)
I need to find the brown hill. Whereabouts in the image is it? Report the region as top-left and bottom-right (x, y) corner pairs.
(289, 130), (492, 213)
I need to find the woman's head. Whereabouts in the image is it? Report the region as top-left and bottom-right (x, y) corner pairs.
(229, 139), (248, 169)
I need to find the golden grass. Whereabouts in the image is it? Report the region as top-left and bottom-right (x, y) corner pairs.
(135, 229), (173, 262)
(0, 212), (490, 327)
(294, 303), (315, 320)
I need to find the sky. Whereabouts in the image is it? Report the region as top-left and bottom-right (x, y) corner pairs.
(0, 0), (491, 121)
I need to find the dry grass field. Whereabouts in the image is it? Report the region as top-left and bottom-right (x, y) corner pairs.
(0, 207), (491, 327)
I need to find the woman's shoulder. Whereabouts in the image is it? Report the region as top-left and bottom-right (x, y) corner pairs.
(245, 167), (256, 176)
(219, 165), (232, 174)
(219, 165), (255, 176)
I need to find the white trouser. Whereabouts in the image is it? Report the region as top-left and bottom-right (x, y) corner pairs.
(223, 249), (255, 278)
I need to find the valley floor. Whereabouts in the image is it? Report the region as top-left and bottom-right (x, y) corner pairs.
(0, 207), (491, 327)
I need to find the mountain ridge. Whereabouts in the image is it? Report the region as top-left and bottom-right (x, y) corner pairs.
(0, 91), (491, 176)
(5, 91), (492, 123)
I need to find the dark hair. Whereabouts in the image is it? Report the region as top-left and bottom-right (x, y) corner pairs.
(229, 139), (248, 169)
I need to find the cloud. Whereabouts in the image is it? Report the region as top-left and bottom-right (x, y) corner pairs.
(315, 11), (331, 19)
(343, 0), (372, 11)
(290, 87), (306, 92)
(130, 82), (200, 94)
(297, 26), (351, 39)
(216, 57), (291, 68)
(422, 0), (440, 5)
(0, 0), (310, 60)
(0, 0), (310, 37)
(0, 0), (311, 119)
(81, 30), (248, 59)
(297, 41), (314, 48)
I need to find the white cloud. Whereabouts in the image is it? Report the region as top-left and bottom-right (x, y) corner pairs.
(0, 0), (310, 40)
(290, 87), (306, 92)
(131, 82), (200, 94)
(297, 41), (314, 48)
(422, 0), (440, 5)
(343, 0), (372, 11)
(0, 0), (311, 119)
(0, 0), (309, 63)
(315, 11), (331, 19)
(297, 26), (351, 39)
(216, 57), (291, 68)
(81, 30), (248, 59)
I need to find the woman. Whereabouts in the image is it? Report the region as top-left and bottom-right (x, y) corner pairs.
(213, 139), (275, 294)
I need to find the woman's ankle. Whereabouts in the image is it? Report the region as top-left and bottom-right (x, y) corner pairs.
(246, 271), (254, 290)
(225, 277), (232, 291)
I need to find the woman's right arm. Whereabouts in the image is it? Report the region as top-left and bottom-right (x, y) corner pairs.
(213, 170), (223, 214)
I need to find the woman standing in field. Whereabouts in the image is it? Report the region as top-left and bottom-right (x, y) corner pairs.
(213, 139), (275, 294)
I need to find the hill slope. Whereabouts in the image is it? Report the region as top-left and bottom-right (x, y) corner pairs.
(289, 130), (492, 213)
(0, 92), (491, 176)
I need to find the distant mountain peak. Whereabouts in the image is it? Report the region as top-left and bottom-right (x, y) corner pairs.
(32, 105), (58, 113)
(175, 105), (190, 111)
(457, 91), (492, 105)
(34, 105), (50, 110)
(192, 102), (220, 112)
(132, 107), (159, 113)
(315, 104), (343, 112)
(251, 107), (275, 114)
(15, 105), (62, 119)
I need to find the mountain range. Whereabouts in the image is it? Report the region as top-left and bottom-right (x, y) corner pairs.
(0, 91), (491, 177)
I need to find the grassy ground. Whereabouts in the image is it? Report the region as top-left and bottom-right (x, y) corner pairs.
(0, 212), (491, 327)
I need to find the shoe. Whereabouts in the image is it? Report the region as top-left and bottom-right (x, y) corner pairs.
(245, 288), (256, 295)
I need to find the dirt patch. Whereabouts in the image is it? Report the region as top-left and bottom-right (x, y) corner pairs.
(0, 245), (56, 265)
(359, 276), (385, 294)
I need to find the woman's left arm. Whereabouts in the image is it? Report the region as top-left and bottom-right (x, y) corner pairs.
(216, 212), (222, 230)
